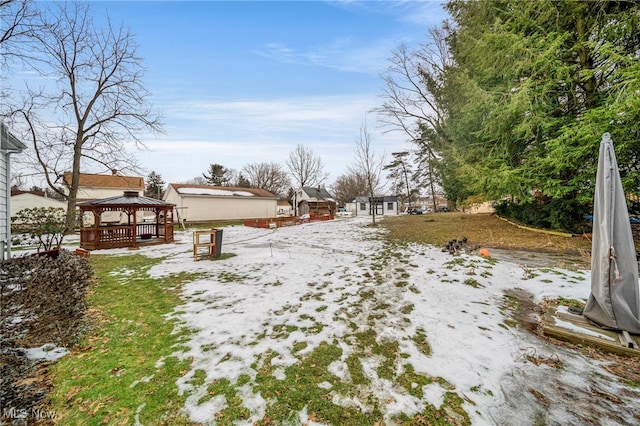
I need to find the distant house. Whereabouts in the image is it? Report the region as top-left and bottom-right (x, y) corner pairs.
(63, 171), (145, 202)
(163, 184), (278, 222)
(346, 195), (399, 216)
(277, 200), (293, 217)
(11, 189), (67, 216)
(1, 122), (27, 260)
(467, 201), (494, 214)
(416, 196), (448, 212)
(292, 186), (337, 218)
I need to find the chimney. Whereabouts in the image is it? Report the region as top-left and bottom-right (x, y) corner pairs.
(111, 169), (118, 175)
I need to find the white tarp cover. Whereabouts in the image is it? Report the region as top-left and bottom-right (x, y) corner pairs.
(583, 133), (640, 333)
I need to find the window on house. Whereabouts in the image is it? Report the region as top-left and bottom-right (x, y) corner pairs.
(359, 202), (366, 210)
(387, 202), (393, 210)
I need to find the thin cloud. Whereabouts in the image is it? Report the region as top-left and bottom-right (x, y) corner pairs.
(252, 37), (396, 74)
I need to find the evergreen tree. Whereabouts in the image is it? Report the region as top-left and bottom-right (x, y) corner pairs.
(145, 171), (165, 199)
(202, 163), (231, 186)
(439, 0), (640, 229)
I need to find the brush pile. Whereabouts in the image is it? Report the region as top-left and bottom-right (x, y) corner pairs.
(441, 236), (469, 255)
(1, 250), (92, 424)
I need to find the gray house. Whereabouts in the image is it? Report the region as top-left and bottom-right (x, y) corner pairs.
(1, 122), (27, 260)
(346, 195), (399, 216)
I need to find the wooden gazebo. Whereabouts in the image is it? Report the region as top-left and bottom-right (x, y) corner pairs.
(77, 190), (175, 250)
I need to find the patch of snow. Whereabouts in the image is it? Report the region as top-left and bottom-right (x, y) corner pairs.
(177, 187), (256, 197)
(24, 343), (69, 361)
(422, 382), (446, 409)
(327, 360), (350, 382)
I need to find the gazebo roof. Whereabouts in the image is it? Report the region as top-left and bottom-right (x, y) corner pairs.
(77, 190), (175, 208)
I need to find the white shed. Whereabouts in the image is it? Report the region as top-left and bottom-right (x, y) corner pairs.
(1, 122), (27, 259)
(346, 195), (399, 216)
(163, 184), (278, 222)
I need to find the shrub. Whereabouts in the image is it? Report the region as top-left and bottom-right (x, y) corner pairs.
(0, 250), (93, 412)
(11, 207), (66, 251)
(494, 199), (590, 234)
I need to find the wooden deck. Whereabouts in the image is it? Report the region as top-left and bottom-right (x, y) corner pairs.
(542, 305), (640, 357)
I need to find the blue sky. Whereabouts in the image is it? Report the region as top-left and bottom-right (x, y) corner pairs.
(87, 1), (448, 185)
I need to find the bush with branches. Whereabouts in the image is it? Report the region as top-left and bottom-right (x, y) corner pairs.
(0, 250), (93, 413)
(11, 207), (66, 251)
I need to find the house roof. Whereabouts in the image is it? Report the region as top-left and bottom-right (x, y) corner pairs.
(63, 172), (144, 190)
(76, 190), (174, 207)
(11, 188), (45, 197)
(301, 186), (334, 200)
(168, 184), (277, 199)
(1, 122), (27, 152)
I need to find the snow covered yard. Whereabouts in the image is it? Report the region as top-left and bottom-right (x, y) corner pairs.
(105, 216), (639, 425)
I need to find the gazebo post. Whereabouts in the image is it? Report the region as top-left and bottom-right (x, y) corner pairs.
(155, 208), (160, 237)
(131, 207), (137, 245)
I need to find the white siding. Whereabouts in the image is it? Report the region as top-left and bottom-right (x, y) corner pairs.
(11, 193), (67, 216)
(76, 186), (140, 200)
(164, 186), (277, 222)
(0, 150), (7, 244)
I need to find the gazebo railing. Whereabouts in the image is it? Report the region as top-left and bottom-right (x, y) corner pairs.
(80, 222), (174, 250)
(99, 225), (135, 247)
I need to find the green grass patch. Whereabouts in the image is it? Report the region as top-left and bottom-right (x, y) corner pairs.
(47, 254), (202, 425)
(413, 327), (432, 356)
(253, 341), (382, 425)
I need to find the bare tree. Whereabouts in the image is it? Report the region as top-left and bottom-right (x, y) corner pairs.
(286, 144), (329, 188)
(351, 122), (385, 225)
(10, 2), (162, 232)
(0, 0), (39, 66)
(185, 176), (208, 185)
(330, 170), (368, 207)
(373, 30), (451, 207)
(374, 29), (451, 140)
(242, 162), (291, 196)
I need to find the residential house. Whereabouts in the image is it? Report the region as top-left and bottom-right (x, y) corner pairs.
(346, 195), (399, 216)
(63, 171), (145, 202)
(467, 201), (494, 214)
(163, 184), (278, 222)
(277, 200), (293, 217)
(292, 186), (337, 218)
(11, 189), (67, 216)
(416, 196), (449, 212)
(1, 122), (27, 259)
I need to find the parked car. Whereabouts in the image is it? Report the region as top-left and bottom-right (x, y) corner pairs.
(336, 208), (352, 217)
(408, 208), (424, 215)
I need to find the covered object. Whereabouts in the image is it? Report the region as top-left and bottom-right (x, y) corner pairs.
(583, 133), (640, 334)
(77, 190), (175, 250)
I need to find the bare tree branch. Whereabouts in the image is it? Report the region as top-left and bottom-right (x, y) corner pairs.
(286, 144), (329, 188)
(242, 162), (291, 197)
(6, 2), (163, 232)
(351, 121), (385, 226)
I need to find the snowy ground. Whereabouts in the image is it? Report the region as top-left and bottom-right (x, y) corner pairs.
(100, 216), (640, 425)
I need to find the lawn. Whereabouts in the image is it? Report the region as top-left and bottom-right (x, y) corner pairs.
(381, 212), (594, 254)
(42, 215), (640, 425)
